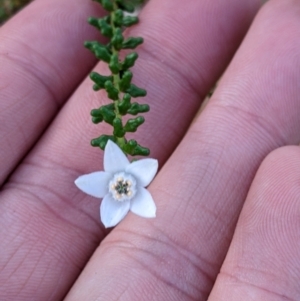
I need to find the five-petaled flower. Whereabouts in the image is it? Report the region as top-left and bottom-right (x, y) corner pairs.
(75, 140), (158, 228)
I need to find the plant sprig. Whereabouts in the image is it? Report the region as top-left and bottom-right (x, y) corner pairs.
(86, 0), (150, 157)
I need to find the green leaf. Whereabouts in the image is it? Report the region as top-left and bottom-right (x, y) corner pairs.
(113, 9), (124, 27)
(122, 52), (138, 70)
(111, 28), (124, 51)
(124, 116), (144, 132)
(119, 71), (133, 91)
(126, 83), (147, 97)
(104, 81), (119, 100)
(91, 135), (117, 150)
(122, 37), (143, 49)
(118, 93), (132, 115)
(91, 116), (104, 124)
(132, 145), (150, 156)
(116, 0), (135, 13)
(91, 108), (102, 117)
(123, 140), (150, 156)
(98, 18), (113, 37)
(122, 16), (139, 27)
(100, 103), (116, 125)
(84, 41), (111, 63)
(113, 118), (126, 137)
(90, 72), (113, 90)
(109, 54), (120, 74)
(88, 17), (100, 28)
(99, 0), (114, 11)
(127, 103), (149, 115)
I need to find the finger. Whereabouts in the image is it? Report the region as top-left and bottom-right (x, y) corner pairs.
(0, 0), (260, 300)
(208, 146), (300, 301)
(64, 1), (300, 300)
(0, 0), (105, 185)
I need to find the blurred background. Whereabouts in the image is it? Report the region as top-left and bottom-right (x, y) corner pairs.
(0, 0), (31, 24)
(0, 0), (146, 24)
(0, 0), (270, 26)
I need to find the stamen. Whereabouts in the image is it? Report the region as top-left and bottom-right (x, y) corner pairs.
(109, 172), (137, 202)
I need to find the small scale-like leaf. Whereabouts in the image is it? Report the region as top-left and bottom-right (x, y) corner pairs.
(111, 28), (124, 51)
(124, 116), (145, 132)
(104, 81), (119, 100)
(88, 17), (100, 29)
(109, 54), (120, 74)
(116, 0), (135, 13)
(113, 118), (126, 137)
(122, 37), (143, 49)
(123, 140), (150, 156)
(84, 41), (111, 63)
(113, 9), (124, 27)
(127, 103), (150, 115)
(122, 52), (138, 70)
(126, 84), (147, 98)
(90, 72), (113, 89)
(100, 103), (116, 125)
(98, 18), (113, 37)
(92, 116), (104, 124)
(118, 93), (132, 115)
(119, 71), (133, 92)
(122, 16), (139, 27)
(100, 0), (114, 11)
(91, 135), (117, 150)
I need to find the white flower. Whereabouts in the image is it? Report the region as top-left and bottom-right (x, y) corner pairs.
(75, 140), (158, 228)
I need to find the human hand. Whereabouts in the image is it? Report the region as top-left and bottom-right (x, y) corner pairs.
(1, 0), (300, 300)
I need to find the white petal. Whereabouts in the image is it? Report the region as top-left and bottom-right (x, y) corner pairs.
(75, 172), (111, 198)
(100, 194), (130, 228)
(130, 187), (156, 218)
(104, 140), (130, 173)
(126, 159), (158, 187)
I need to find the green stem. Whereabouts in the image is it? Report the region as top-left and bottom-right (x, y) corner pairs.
(111, 1), (126, 148)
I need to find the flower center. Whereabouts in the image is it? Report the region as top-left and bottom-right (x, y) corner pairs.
(109, 172), (137, 202)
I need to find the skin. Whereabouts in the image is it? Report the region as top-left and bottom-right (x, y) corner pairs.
(0, 0), (300, 300)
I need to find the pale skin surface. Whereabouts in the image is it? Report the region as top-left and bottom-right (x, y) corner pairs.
(1, 0), (300, 300)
